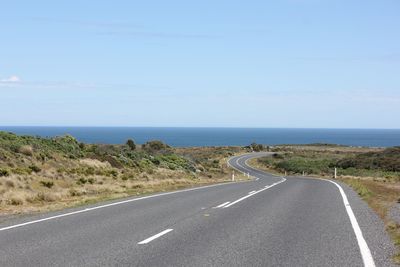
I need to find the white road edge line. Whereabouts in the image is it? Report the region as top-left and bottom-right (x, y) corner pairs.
(248, 191), (256, 194)
(214, 201), (230, 208)
(224, 178), (286, 208)
(138, 229), (173, 244)
(0, 181), (249, 232)
(323, 179), (376, 267)
(232, 153), (375, 267)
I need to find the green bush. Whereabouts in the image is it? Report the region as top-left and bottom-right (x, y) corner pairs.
(0, 168), (10, 177)
(275, 157), (334, 174)
(336, 147), (400, 172)
(156, 154), (196, 172)
(29, 165), (41, 173)
(142, 140), (170, 152)
(249, 143), (264, 152)
(40, 180), (54, 188)
(126, 139), (136, 150)
(0, 131), (83, 159)
(77, 178), (88, 185)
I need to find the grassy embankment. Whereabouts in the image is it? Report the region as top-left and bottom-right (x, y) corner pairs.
(250, 144), (400, 263)
(0, 131), (246, 218)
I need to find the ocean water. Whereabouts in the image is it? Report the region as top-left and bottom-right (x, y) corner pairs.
(0, 127), (399, 147)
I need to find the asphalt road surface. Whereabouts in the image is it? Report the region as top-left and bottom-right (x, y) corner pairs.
(0, 153), (396, 266)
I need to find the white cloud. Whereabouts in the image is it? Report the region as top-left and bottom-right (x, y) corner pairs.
(1, 75), (21, 82)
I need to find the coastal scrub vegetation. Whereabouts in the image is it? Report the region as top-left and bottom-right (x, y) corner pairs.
(0, 131), (244, 216)
(256, 145), (400, 181)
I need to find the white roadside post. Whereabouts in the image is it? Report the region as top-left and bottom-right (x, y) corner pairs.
(232, 170), (235, 181)
(334, 168), (337, 179)
(285, 171), (287, 176)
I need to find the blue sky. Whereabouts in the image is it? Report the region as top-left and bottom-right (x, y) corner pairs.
(1, 0), (399, 128)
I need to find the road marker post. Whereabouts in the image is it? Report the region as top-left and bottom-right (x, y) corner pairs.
(334, 168), (337, 179)
(232, 171), (235, 181)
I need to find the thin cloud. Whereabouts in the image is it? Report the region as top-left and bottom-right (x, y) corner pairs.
(0, 75), (21, 83)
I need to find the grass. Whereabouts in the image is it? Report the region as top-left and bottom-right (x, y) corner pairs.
(343, 178), (400, 264)
(340, 178), (373, 199)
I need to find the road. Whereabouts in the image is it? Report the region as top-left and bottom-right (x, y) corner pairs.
(0, 153), (395, 266)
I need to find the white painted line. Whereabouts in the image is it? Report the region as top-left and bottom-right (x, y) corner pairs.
(0, 181), (248, 232)
(255, 178), (259, 181)
(213, 201), (230, 208)
(248, 191), (256, 194)
(224, 178), (286, 208)
(229, 153), (375, 267)
(323, 179), (376, 267)
(227, 153), (282, 181)
(138, 229), (173, 244)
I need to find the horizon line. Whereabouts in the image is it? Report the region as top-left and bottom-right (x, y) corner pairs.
(0, 125), (399, 130)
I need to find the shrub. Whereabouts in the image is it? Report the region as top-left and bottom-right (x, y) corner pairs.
(10, 197), (24, 205)
(272, 153), (284, 159)
(0, 168), (10, 177)
(142, 140), (170, 152)
(275, 157), (333, 174)
(110, 169), (118, 177)
(156, 154), (196, 172)
(84, 167), (95, 176)
(40, 180), (54, 188)
(249, 143), (264, 152)
(29, 165), (41, 173)
(336, 147), (400, 172)
(126, 139), (136, 150)
(12, 167), (35, 175)
(69, 188), (85, 196)
(77, 177), (88, 185)
(18, 145), (33, 156)
(35, 192), (58, 202)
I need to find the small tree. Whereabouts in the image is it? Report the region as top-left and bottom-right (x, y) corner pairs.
(250, 142), (264, 152)
(142, 140), (169, 151)
(126, 139), (136, 150)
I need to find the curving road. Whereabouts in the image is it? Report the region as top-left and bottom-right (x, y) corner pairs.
(0, 153), (395, 266)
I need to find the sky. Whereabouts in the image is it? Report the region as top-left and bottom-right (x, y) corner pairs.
(0, 0), (399, 128)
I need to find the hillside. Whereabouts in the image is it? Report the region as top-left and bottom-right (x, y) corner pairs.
(0, 131), (243, 216)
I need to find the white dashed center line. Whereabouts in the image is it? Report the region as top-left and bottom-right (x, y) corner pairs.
(138, 229), (173, 245)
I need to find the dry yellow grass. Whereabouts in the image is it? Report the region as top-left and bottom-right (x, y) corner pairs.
(340, 178), (400, 263)
(0, 158), (239, 218)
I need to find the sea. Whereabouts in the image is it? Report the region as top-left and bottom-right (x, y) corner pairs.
(0, 127), (399, 148)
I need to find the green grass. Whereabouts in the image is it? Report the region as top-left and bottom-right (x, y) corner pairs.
(342, 179), (373, 199)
